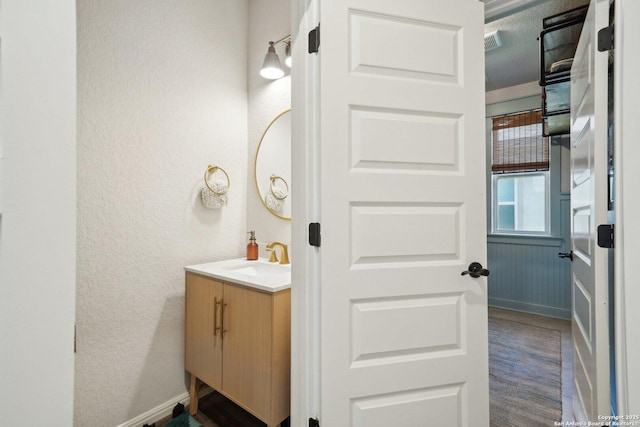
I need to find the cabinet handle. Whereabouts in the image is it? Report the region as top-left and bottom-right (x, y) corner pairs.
(221, 301), (228, 338)
(213, 297), (222, 336)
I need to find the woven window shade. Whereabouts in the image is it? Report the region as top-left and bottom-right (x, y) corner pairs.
(492, 110), (549, 173)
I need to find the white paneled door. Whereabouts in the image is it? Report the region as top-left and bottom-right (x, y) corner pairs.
(314, 0), (488, 425)
(570, 0), (611, 422)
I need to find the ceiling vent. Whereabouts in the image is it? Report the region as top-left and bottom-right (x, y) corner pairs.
(484, 30), (503, 52)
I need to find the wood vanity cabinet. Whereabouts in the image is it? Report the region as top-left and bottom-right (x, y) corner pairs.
(185, 272), (291, 427)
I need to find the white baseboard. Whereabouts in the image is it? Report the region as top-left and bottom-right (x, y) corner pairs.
(116, 387), (213, 427)
(116, 392), (190, 427)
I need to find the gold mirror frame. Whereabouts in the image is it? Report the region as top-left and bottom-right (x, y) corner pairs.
(254, 108), (291, 220)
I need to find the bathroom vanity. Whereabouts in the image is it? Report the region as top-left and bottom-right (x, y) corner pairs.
(184, 259), (291, 427)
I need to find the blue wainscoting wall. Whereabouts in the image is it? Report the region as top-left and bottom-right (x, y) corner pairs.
(487, 193), (572, 320)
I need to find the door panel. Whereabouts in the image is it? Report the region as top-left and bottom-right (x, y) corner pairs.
(570, 0), (610, 421)
(185, 274), (223, 390)
(222, 284), (273, 419)
(317, 0), (487, 425)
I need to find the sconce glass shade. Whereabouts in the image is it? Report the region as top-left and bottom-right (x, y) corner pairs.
(284, 42), (292, 68)
(260, 43), (285, 80)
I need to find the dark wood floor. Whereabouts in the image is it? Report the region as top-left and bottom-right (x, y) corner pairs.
(157, 391), (289, 427)
(157, 309), (570, 426)
(192, 392), (267, 427)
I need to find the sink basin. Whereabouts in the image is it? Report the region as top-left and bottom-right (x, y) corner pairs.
(223, 261), (290, 276)
(184, 258), (291, 293)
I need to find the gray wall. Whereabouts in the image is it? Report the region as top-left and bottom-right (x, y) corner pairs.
(246, 0), (292, 252)
(0, 1), (77, 424)
(75, 1), (248, 424)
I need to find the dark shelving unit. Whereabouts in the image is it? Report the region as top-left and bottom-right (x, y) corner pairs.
(539, 5), (588, 136)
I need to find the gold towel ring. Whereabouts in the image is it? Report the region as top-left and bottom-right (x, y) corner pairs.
(204, 164), (230, 195)
(269, 175), (289, 200)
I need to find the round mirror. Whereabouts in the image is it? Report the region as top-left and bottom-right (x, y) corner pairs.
(254, 109), (291, 220)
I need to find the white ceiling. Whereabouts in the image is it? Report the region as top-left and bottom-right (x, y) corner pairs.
(483, 0), (590, 92)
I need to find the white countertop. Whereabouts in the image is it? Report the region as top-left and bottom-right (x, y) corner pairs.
(184, 258), (291, 293)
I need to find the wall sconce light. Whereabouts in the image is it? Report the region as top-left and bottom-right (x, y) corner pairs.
(260, 35), (292, 80)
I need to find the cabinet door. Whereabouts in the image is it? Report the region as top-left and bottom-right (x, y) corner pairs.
(221, 284), (273, 419)
(185, 273), (223, 389)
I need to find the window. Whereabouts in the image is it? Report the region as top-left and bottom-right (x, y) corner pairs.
(491, 110), (550, 234)
(493, 172), (548, 233)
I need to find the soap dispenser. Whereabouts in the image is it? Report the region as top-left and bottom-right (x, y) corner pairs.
(247, 231), (258, 260)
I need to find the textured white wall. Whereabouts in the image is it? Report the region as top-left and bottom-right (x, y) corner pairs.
(75, 1), (248, 424)
(0, 1), (77, 424)
(247, 0), (292, 253)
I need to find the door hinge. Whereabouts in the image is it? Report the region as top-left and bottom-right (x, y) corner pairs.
(309, 418), (320, 427)
(597, 224), (614, 248)
(308, 24), (320, 54)
(309, 223), (321, 247)
(598, 25), (614, 52)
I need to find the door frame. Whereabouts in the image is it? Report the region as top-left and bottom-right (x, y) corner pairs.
(290, 0), (321, 424)
(614, 0), (640, 418)
(291, 0), (640, 424)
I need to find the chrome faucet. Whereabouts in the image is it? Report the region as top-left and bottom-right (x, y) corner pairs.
(266, 241), (290, 265)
